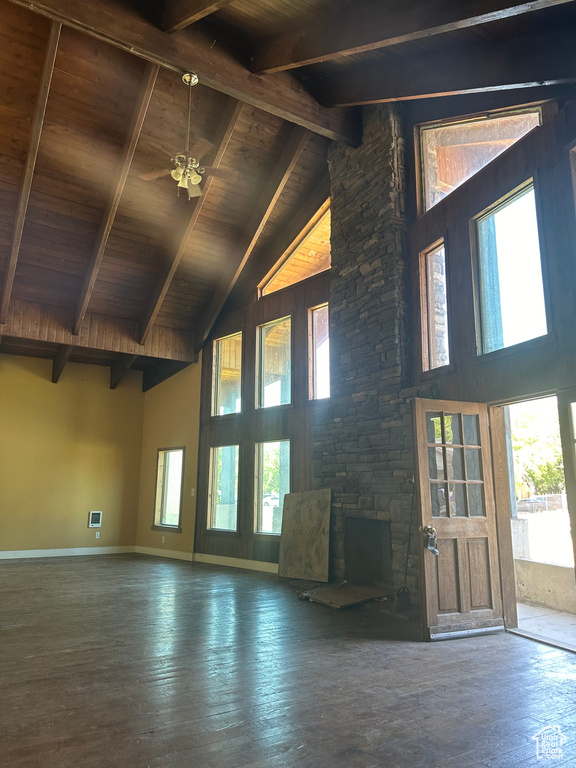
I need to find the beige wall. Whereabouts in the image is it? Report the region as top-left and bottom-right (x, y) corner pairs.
(136, 357), (202, 556)
(0, 355), (144, 552)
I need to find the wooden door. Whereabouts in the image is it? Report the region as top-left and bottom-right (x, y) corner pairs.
(413, 398), (504, 640)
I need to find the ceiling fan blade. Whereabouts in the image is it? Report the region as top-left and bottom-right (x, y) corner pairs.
(188, 136), (214, 161)
(201, 167), (238, 182)
(139, 168), (172, 181)
(142, 141), (175, 160)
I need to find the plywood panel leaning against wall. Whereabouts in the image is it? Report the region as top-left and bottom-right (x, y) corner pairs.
(0, 355), (144, 554)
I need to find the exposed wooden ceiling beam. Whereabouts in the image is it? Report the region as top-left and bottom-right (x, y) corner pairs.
(196, 125), (310, 349)
(251, 0), (576, 74)
(143, 360), (191, 392)
(110, 354), (139, 389)
(51, 344), (74, 383)
(6, 0), (359, 145)
(74, 63), (159, 336)
(163, 0), (236, 32)
(0, 22), (61, 324)
(230, 174), (330, 309)
(139, 98), (243, 346)
(4, 299), (196, 362)
(320, 26), (576, 105)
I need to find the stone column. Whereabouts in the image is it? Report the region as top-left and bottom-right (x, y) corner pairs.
(313, 104), (420, 599)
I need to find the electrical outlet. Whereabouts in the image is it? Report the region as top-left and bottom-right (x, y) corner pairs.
(162, 536), (165, 543)
(95, 531), (100, 539)
(191, 487), (195, 497)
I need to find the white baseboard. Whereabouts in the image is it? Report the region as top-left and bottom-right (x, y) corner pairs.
(135, 545), (193, 562)
(0, 545), (278, 573)
(0, 546), (135, 560)
(193, 552), (279, 574)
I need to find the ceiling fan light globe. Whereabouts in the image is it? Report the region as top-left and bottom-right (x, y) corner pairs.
(189, 172), (202, 185)
(177, 176), (189, 189)
(171, 168), (183, 181)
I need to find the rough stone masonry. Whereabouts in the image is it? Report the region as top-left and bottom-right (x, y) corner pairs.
(313, 103), (423, 600)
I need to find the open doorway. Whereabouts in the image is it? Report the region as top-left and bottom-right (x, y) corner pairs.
(505, 395), (576, 650)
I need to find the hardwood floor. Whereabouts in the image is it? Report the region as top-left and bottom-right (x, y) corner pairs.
(1, 554), (575, 768)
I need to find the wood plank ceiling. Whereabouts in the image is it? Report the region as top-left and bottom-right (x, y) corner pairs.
(0, 0), (574, 389)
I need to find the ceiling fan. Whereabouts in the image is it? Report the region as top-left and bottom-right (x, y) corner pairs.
(140, 73), (233, 200)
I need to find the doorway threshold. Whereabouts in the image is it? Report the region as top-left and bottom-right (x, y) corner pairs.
(508, 603), (576, 653)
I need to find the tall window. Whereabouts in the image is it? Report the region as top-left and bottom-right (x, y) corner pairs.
(212, 332), (242, 415)
(256, 316), (291, 408)
(255, 440), (290, 534)
(154, 448), (185, 529)
(207, 445), (239, 531)
(310, 304), (330, 398)
(475, 183), (547, 354)
(420, 242), (450, 370)
(420, 110), (541, 211)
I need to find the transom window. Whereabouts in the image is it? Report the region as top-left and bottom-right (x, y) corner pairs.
(420, 109), (541, 211)
(261, 209), (331, 296)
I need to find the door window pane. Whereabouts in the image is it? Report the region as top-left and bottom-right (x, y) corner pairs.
(255, 440), (290, 534)
(212, 333), (242, 416)
(465, 449), (482, 481)
(420, 110), (540, 211)
(430, 484), (448, 518)
(467, 484), (486, 517)
(428, 447), (445, 480)
(446, 447), (464, 480)
(476, 185), (547, 354)
(450, 483), (467, 517)
(154, 448), (184, 527)
(257, 316), (291, 408)
(463, 414), (480, 446)
(421, 243), (450, 370)
(208, 445), (239, 531)
(427, 412), (443, 444)
(444, 414), (461, 444)
(425, 410), (487, 519)
(310, 304), (330, 399)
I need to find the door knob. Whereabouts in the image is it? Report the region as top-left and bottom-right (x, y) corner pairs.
(423, 525), (439, 556)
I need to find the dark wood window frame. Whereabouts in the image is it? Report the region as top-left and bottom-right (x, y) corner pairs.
(409, 102), (576, 407)
(469, 176), (551, 359)
(308, 302), (330, 400)
(195, 271), (329, 564)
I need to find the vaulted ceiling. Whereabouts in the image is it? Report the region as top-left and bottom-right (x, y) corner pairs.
(1, 0), (575, 389)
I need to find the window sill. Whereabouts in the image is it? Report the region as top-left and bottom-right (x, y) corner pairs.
(206, 528), (240, 537)
(419, 363), (456, 380)
(151, 524), (182, 533)
(473, 332), (555, 364)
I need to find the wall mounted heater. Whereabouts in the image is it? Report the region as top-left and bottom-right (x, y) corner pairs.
(88, 511), (102, 528)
